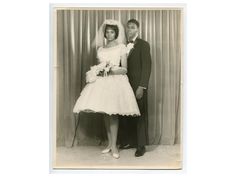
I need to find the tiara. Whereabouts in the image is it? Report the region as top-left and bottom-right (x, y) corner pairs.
(104, 19), (119, 26)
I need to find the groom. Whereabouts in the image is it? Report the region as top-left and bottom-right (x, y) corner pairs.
(118, 19), (152, 157)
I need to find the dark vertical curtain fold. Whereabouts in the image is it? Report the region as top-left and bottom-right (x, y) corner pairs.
(56, 9), (182, 147)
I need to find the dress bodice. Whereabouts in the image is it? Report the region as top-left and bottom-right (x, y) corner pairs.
(97, 44), (127, 66)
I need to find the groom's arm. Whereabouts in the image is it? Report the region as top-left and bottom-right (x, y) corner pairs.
(139, 41), (152, 89)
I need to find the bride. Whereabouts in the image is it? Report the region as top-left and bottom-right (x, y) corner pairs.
(73, 19), (140, 159)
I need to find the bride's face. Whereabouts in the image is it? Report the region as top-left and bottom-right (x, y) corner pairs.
(105, 28), (116, 41)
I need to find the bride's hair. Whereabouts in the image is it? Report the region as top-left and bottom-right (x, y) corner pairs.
(92, 19), (126, 48)
(104, 24), (119, 39)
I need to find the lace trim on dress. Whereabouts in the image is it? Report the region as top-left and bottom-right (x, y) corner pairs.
(74, 109), (141, 117)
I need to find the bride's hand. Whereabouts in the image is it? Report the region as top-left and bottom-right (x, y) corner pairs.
(110, 66), (119, 74)
(110, 66), (127, 75)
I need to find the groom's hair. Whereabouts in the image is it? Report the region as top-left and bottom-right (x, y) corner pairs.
(127, 19), (140, 28)
(104, 24), (119, 39)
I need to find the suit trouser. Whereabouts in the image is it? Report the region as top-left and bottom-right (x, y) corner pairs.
(118, 90), (149, 147)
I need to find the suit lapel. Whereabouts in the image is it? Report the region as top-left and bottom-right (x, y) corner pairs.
(127, 47), (135, 59)
(127, 38), (139, 59)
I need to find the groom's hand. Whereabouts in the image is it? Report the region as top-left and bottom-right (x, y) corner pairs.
(136, 87), (144, 99)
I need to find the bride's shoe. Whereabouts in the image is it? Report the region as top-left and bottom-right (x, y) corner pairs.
(101, 148), (111, 154)
(111, 149), (120, 159)
(112, 152), (120, 159)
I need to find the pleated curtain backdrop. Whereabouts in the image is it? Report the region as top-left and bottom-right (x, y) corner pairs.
(55, 9), (182, 147)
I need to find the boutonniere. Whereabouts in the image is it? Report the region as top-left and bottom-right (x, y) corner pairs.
(126, 43), (135, 54)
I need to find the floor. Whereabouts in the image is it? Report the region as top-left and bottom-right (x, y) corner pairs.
(54, 144), (182, 170)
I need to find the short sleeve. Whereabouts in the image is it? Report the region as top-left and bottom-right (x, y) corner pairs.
(96, 47), (102, 57)
(120, 44), (127, 56)
(96, 47), (102, 62)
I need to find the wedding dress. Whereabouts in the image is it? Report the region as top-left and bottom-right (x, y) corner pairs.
(73, 43), (140, 116)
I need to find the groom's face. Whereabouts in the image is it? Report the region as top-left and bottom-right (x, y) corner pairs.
(126, 22), (138, 39)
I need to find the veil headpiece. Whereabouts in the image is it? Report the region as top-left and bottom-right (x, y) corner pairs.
(92, 19), (126, 48)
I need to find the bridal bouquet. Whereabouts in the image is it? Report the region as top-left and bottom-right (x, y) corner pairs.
(86, 61), (114, 83)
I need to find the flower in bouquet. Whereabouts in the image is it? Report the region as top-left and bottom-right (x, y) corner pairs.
(97, 61), (114, 77)
(86, 61), (114, 83)
(85, 63), (103, 83)
(86, 69), (97, 83)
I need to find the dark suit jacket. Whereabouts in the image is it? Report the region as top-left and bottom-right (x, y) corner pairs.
(127, 38), (152, 91)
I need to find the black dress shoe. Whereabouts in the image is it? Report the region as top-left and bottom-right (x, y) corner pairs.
(119, 144), (135, 149)
(135, 146), (146, 157)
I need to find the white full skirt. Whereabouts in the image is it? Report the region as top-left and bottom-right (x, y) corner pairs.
(73, 75), (140, 116)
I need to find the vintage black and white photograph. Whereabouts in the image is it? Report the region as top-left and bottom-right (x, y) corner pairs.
(51, 5), (184, 169)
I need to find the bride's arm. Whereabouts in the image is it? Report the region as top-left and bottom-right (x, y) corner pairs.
(110, 54), (127, 75)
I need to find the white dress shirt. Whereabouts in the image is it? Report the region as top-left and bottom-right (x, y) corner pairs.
(128, 33), (138, 43)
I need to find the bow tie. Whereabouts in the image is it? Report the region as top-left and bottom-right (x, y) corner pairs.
(128, 40), (134, 43)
